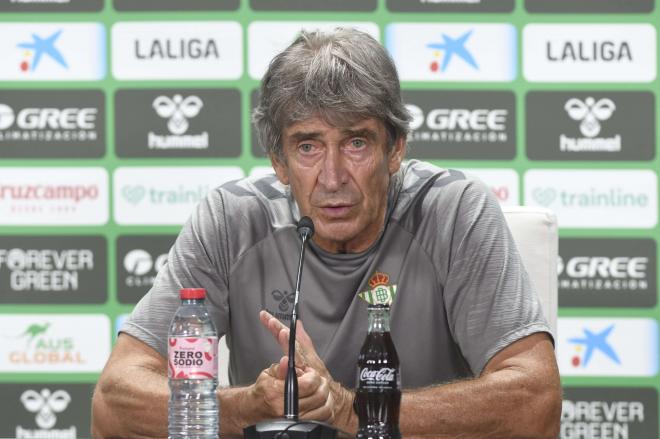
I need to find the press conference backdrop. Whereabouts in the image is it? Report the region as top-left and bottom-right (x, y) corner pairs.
(0, 0), (658, 437)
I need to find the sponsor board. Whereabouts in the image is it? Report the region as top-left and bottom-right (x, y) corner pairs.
(526, 0), (654, 13)
(403, 90), (515, 159)
(0, 383), (94, 439)
(115, 314), (129, 339)
(0, 167), (109, 226)
(248, 22), (379, 79)
(557, 318), (658, 376)
(523, 24), (656, 82)
(113, 166), (244, 225)
(250, 166), (276, 178)
(116, 235), (176, 304)
(250, 0), (376, 10)
(0, 89), (105, 159)
(526, 91), (655, 161)
(0, 0), (102, 12)
(0, 236), (107, 304)
(558, 238), (656, 308)
(113, 0), (239, 10)
(561, 387), (658, 439)
(387, 0), (514, 12)
(112, 21), (242, 80)
(0, 314), (110, 372)
(250, 89), (267, 158)
(459, 168), (518, 205)
(115, 89), (241, 158)
(385, 23), (516, 82)
(524, 170), (657, 229)
(0, 23), (105, 81)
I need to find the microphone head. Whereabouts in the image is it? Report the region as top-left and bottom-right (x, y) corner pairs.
(297, 216), (315, 239)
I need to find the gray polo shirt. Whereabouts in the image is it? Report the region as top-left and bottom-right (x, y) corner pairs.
(122, 160), (551, 388)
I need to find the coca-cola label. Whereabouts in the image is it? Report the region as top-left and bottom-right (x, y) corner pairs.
(358, 367), (398, 389)
(167, 336), (218, 379)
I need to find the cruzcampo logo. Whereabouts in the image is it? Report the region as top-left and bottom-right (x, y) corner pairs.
(358, 271), (397, 306)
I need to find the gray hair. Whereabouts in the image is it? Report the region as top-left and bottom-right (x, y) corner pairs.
(252, 28), (411, 160)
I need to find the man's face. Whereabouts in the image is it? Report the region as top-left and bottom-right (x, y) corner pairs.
(272, 117), (405, 254)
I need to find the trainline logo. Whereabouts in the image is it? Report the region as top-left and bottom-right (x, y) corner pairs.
(113, 167), (243, 225)
(524, 170), (657, 228)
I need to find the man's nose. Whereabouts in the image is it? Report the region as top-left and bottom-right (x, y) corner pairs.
(318, 147), (348, 192)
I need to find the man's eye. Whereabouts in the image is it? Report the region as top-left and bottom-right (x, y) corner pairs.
(299, 143), (314, 153)
(350, 139), (366, 148)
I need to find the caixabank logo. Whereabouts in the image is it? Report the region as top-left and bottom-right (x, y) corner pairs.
(385, 23), (516, 82)
(0, 89), (105, 158)
(387, 0), (513, 12)
(558, 238), (656, 308)
(113, 166), (243, 225)
(561, 387), (658, 439)
(0, 23), (105, 81)
(0, 167), (108, 226)
(0, 314), (110, 372)
(0, 0), (102, 11)
(526, 91), (655, 161)
(0, 383), (95, 439)
(116, 235), (176, 304)
(526, 0), (654, 13)
(114, 0), (238, 10)
(403, 90), (515, 160)
(0, 236), (107, 304)
(112, 21), (242, 80)
(251, 0), (376, 11)
(557, 318), (658, 377)
(115, 89), (241, 158)
(248, 22), (379, 80)
(523, 24), (656, 82)
(524, 169), (657, 229)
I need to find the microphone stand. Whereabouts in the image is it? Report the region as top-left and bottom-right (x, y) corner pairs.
(244, 217), (340, 439)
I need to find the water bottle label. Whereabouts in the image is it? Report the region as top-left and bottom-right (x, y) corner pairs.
(168, 336), (218, 379)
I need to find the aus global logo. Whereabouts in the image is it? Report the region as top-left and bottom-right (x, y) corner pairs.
(8, 322), (83, 366)
(558, 318), (658, 376)
(0, 315), (109, 372)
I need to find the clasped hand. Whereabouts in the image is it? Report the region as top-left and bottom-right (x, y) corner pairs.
(248, 310), (352, 426)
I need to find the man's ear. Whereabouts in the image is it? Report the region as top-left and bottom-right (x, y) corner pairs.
(270, 153), (290, 185)
(388, 136), (406, 175)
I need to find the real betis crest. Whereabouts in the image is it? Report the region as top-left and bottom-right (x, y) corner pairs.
(358, 271), (397, 306)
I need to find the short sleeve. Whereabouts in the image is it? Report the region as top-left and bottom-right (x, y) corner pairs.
(121, 190), (231, 358)
(441, 180), (552, 375)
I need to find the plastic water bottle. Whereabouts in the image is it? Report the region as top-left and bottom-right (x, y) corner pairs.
(168, 288), (219, 438)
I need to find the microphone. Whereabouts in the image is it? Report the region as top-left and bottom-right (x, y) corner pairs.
(244, 217), (343, 438)
(285, 216), (314, 419)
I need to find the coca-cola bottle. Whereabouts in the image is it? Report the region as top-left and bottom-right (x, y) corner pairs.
(354, 304), (401, 439)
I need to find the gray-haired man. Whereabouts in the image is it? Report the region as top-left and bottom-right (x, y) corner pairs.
(93, 28), (561, 438)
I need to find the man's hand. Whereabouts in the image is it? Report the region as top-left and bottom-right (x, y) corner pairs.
(258, 311), (357, 432)
(248, 356), (335, 422)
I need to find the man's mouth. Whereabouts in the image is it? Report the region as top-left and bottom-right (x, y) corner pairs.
(318, 204), (354, 218)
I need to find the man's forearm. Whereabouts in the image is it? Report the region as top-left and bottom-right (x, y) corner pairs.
(92, 363), (170, 439)
(400, 369), (560, 439)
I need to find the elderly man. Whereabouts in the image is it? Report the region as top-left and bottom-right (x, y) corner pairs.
(92, 28), (561, 438)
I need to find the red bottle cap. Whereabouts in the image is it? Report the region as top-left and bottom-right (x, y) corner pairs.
(180, 288), (206, 300)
